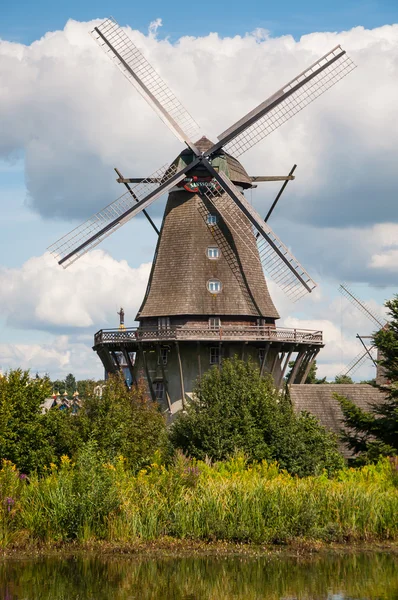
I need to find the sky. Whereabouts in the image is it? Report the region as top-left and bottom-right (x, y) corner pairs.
(0, 0), (397, 382)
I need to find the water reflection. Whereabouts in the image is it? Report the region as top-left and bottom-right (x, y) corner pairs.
(0, 551), (397, 599)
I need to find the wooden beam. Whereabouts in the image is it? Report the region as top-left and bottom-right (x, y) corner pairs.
(122, 348), (136, 386)
(301, 349), (320, 383)
(197, 341), (202, 384)
(157, 343), (172, 412)
(175, 342), (186, 410)
(259, 343), (271, 378)
(287, 349), (305, 384)
(277, 351), (292, 389)
(138, 343), (156, 403)
(118, 175), (295, 184)
(270, 348), (280, 383)
(251, 176), (295, 182)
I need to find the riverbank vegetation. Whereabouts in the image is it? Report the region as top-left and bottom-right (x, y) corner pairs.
(0, 294), (396, 549)
(0, 446), (397, 548)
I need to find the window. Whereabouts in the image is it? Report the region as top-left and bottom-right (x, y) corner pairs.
(158, 317), (170, 330)
(210, 347), (220, 365)
(158, 347), (168, 366)
(207, 247), (220, 259)
(207, 279), (222, 293)
(209, 317), (221, 329)
(154, 381), (165, 401)
(207, 214), (217, 225)
(259, 348), (267, 364)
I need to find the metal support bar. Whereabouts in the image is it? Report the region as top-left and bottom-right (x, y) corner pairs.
(175, 342), (186, 410)
(114, 168), (159, 235)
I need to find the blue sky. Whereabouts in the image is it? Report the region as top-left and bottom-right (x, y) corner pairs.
(0, 1), (397, 380)
(2, 0), (398, 44)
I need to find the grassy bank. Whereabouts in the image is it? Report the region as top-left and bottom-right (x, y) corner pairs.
(0, 448), (397, 549)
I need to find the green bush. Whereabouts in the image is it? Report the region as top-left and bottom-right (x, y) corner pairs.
(170, 358), (344, 476)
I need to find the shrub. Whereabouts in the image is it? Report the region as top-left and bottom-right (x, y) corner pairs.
(170, 358), (344, 476)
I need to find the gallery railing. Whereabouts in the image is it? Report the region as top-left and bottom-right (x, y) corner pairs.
(94, 326), (323, 346)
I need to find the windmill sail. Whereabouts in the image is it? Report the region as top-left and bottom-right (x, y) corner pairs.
(48, 162), (188, 268)
(212, 46), (356, 157)
(339, 284), (387, 329)
(338, 348), (374, 377)
(201, 169), (317, 301)
(91, 18), (201, 148)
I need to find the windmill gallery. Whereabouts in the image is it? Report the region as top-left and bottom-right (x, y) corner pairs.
(49, 18), (357, 414)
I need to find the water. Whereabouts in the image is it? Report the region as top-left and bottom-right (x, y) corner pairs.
(1, 551), (397, 599)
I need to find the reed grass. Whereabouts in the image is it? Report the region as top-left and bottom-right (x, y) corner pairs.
(0, 446), (397, 548)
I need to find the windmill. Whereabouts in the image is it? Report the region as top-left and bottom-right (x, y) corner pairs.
(49, 18), (356, 413)
(338, 284), (388, 383)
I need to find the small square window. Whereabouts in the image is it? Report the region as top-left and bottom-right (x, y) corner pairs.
(207, 279), (222, 293)
(209, 317), (221, 329)
(210, 347), (220, 365)
(158, 317), (170, 330)
(158, 347), (168, 366)
(207, 247), (220, 259)
(207, 214), (217, 225)
(154, 381), (165, 400)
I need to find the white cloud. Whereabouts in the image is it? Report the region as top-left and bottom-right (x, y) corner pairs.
(1, 20), (398, 229)
(0, 335), (103, 380)
(0, 20), (397, 381)
(0, 250), (151, 331)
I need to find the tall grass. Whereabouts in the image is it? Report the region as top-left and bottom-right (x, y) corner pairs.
(0, 445), (397, 547)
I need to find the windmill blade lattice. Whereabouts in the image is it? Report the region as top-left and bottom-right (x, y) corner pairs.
(48, 163), (183, 268)
(338, 348), (375, 378)
(201, 172), (317, 301)
(216, 46), (356, 157)
(339, 284), (387, 329)
(91, 18), (201, 147)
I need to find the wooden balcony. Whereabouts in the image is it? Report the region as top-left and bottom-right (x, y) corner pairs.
(94, 325), (323, 347)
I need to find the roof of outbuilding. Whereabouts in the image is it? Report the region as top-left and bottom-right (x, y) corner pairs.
(289, 384), (385, 458)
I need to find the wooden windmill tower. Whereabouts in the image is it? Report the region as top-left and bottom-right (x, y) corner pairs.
(49, 18), (356, 413)
(338, 284), (388, 384)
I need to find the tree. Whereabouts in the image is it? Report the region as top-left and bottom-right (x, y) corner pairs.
(0, 369), (75, 473)
(76, 374), (168, 470)
(65, 373), (77, 396)
(334, 374), (354, 384)
(338, 295), (398, 462)
(170, 358), (344, 476)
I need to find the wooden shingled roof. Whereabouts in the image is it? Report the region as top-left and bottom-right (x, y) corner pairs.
(137, 137), (279, 320)
(137, 189), (279, 319)
(289, 384), (385, 458)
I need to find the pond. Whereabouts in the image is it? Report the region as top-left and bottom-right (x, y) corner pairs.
(0, 551), (397, 599)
